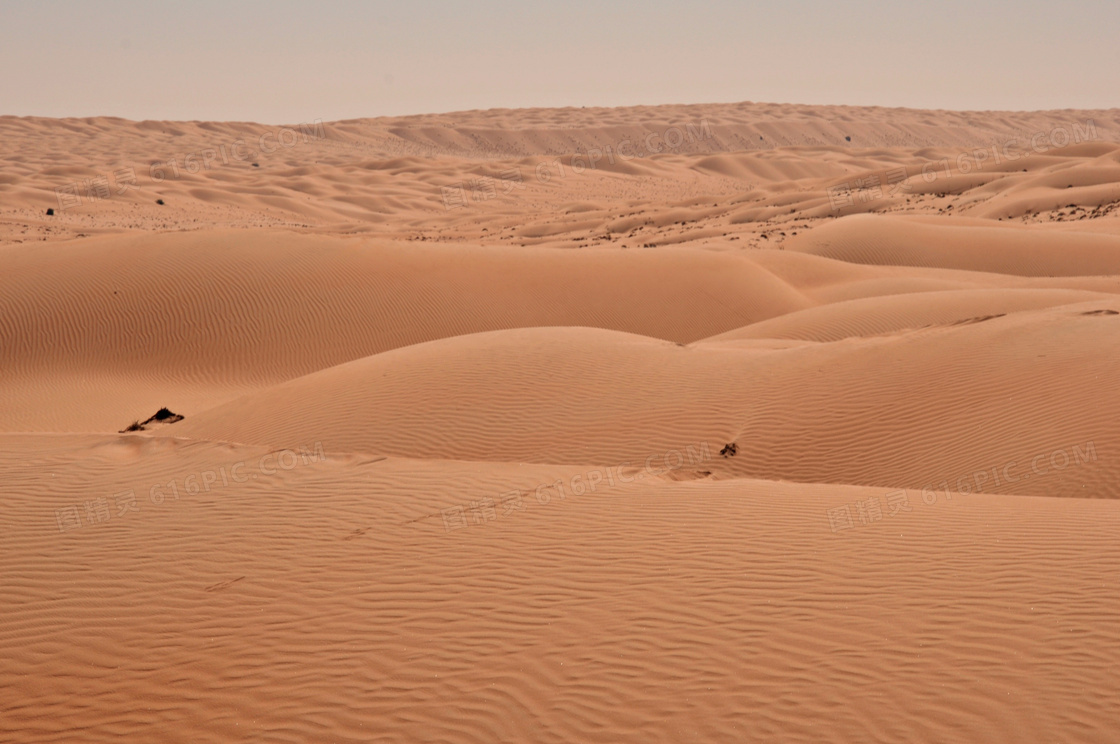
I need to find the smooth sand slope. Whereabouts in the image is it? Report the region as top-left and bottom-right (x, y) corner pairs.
(702, 287), (1118, 342)
(787, 213), (1120, 275)
(3, 102), (1120, 743)
(0, 230), (810, 431)
(173, 311), (1120, 499)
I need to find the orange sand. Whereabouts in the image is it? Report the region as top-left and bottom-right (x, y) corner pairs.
(2, 102), (1120, 743)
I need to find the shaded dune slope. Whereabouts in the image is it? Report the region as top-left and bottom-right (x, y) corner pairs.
(787, 214), (1120, 276)
(176, 311), (1120, 498)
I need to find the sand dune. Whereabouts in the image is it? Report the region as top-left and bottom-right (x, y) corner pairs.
(174, 309), (1120, 499)
(787, 213), (1120, 276)
(3, 102), (1120, 743)
(3, 106), (1120, 246)
(701, 287), (1116, 342)
(0, 230), (811, 431)
(4, 435), (1120, 744)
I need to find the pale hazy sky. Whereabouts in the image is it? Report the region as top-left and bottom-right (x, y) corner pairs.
(2, 0), (1117, 123)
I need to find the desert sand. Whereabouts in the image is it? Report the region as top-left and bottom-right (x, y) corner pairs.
(2, 102), (1120, 743)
